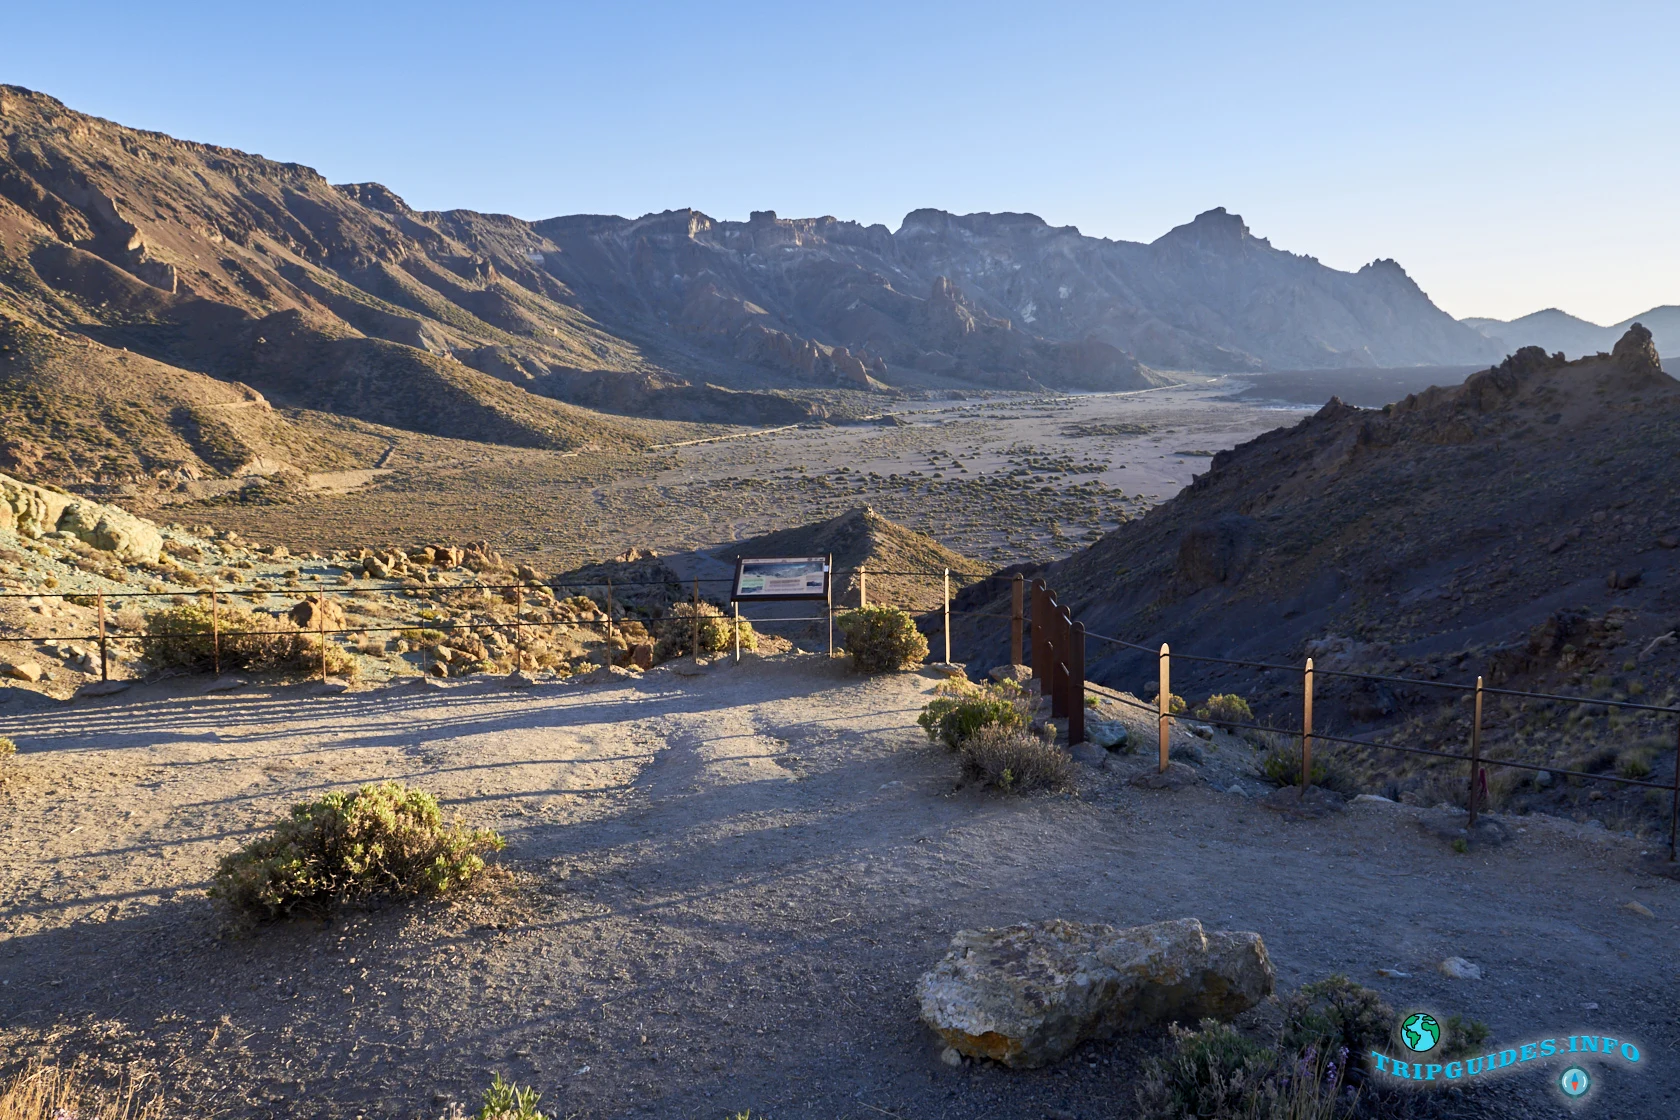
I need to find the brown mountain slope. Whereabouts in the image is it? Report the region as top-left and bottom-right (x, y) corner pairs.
(970, 326), (1680, 708)
(0, 85), (715, 482)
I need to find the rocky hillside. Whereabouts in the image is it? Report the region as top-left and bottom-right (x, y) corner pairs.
(958, 325), (1680, 827)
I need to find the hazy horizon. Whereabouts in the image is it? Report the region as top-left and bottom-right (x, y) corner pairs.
(4, 0), (1675, 325)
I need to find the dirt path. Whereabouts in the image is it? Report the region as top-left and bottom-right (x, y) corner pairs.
(1, 659), (1675, 1119)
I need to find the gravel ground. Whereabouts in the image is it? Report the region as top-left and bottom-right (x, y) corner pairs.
(1, 656), (1676, 1119)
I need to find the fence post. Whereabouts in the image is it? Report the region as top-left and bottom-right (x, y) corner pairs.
(1158, 644), (1170, 774)
(210, 585), (221, 677)
(733, 600), (741, 664)
(1011, 574), (1024, 666)
(1301, 657), (1315, 798)
(1069, 621), (1085, 746)
(859, 565), (867, 609)
(826, 554), (834, 658)
(1669, 719), (1678, 863)
(943, 567), (951, 666)
(97, 592), (108, 682)
(606, 578), (614, 647)
(1046, 593), (1064, 717)
(1030, 580), (1046, 688)
(317, 590), (328, 681)
(691, 576), (701, 658)
(1467, 675), (1484, 828)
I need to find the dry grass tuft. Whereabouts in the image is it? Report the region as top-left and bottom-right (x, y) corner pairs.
(0, 1064), (161, 1120)
(958, 725), (1071, 793)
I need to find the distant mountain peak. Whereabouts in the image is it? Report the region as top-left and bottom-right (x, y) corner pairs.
(1154, 207), (1267, 250)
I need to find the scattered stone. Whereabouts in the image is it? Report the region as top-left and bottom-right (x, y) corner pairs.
(76, 680), (130, 698)
(940, 1046), (963, 1068)
(571, 665), (638, 686)
(1, 661), (43, 683)
(917, 917), (1274, 1068)
(1353, 793), (1397, 805)
(927, 662), (967, 679)
(1375, 968), (1411, 978)
(200, 676), (247, 694)
(1438, 957), (1481, 980)
(1607, 569), (1642, 590)
(1130, 761), (1198, 791)
(1169, 742), (1206, 765)
(628, 642), (655, 670)
(989, 664), (1032, 684)
(1623, 901), (1655, 919)
(1261, 784), (1345, 818)
(288, 597), (347, 631)
(1085, 720), (1128, 750)
(1419, 813), (1510, 849)
(313, 679), (351, 696)
(1070, 742), (1106, 767)
(504, 670), (537, 689)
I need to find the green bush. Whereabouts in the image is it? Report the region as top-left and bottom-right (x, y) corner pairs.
(1261, 742), (1328, 787)
(836, 605), (928, 672)
(654, 601), (757, 660)
(143, 600), (358, 678)
(473, 1073), (548, 1120)
(1279, 974), (1395, 1064)
(1137, 1015), (1363, 1120)
(957, 725), (1071, 793)
(1135, 1019), (1275, 1120)
(1441, 1013), (1492, 1059)
(210, 781), (504, 920)
(918, 684), (1028, 749)
(1195, 693), (1253, 726)
(1150, 690), (1188, 715)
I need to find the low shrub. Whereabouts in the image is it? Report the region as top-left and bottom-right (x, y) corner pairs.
(1261, 741), (1328, 787)
(836, 605), (928, 672)
(958, 725), (1071, 793)
(1278, 975), (1395, 1068)
(654, 601), (757, 660)
(918, 682), (1029, 749)
(0, 736), (14, 765)
(1195, 693), (1253, 726)
(471, 1073), (548, 1120)
(142, 600), (358, 678)
(1137, 1016), (1363, 1120)
(1150, 690), (1188, 715)
(210, 781), (504, 920)
(1135, 1019), (1275, 1120)
(1616, 747), (1654, 779)
(1441, 1013), (1492, 1059)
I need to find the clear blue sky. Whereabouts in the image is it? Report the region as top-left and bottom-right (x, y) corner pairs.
(4, 0), (1675, 323)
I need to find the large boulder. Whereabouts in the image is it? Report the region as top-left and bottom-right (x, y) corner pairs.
(0, 472), (73, 538)
(56, 501), (163, 562)
(917, 917), (1273, 1068)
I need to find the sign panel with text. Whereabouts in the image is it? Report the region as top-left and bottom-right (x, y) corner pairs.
(730, 556), (830, 602)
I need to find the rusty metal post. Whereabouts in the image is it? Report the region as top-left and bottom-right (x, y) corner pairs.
(733, 600), (741, 664)
(1010, 573), (1024, 667)
(1669, 719), (1679, 862)
(826, 554), (834, 659)
(1069, 620), (1086, 746)
(1468, 675), (1485, 827)
(1158, 643), (1171, 774)
(859, 565), (868, 609)
(1301, 657), (1315, 797)
(317, 590), (328, 681)
(691, 576), (701, 658)
(210, 585), (221, 677)
(97, 591), (108, 682)
(943, 567), (951, 665)
(1030, 580), (1046, 684)
(1045, 592), (1062, 715)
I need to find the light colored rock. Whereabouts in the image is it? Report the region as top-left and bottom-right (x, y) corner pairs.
(0, 472), (73, 538)
(504, 670), (537, 689)
(917, 917), (1274, 1068)
(200, 675), (248, 694)
(76, 680), (130, 697)
(56, 501), (163, 562)
(1070, 742), (1106, 767)
(1085, 719), (1128, 750)
(940, 1046), (964, 1068)
(1624, 901), (1655, 919)
(288, 597), (347, 632)
(989, 663), (1032, 684)
(2, 661), (44, 683)
(1438, 956), (1482, 980)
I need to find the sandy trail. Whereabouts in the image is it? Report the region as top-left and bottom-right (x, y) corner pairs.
(1, 658), (1675, 1119)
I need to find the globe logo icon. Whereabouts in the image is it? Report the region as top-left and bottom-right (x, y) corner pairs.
(1400, 1013), (1441, 1053)
(1560, 1067), (1591, 1098)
